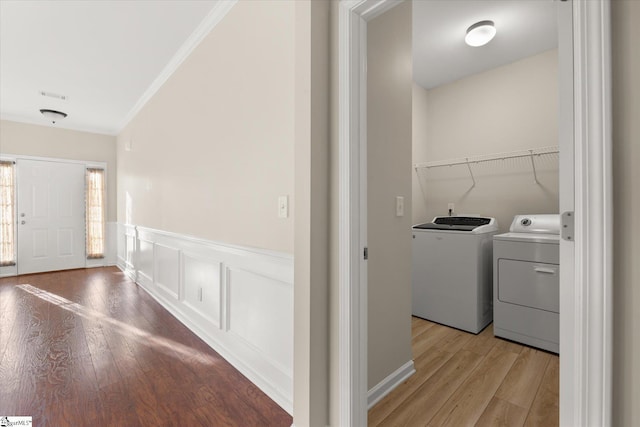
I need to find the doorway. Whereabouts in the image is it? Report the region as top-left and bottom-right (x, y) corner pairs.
(16, 159), (86, 274)
(337, 1), (612, 426)
(370, 0), (562, 424)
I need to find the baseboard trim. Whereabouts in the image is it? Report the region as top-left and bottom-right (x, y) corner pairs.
(367, 359), (415, 409)
(117, 261), (293, 413)
(114, 223), (293, 414)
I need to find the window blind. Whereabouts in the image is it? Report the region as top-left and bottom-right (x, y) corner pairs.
(86, 168), (105, 259)
(0, 161), (16, 266)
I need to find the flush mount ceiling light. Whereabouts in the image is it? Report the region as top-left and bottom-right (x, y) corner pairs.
(465, 20), (496, 47)
(39, 109), (67, 124)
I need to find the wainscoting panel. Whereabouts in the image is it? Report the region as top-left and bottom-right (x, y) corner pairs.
(227, 267), (293, 373)
(117, 223), (137, 280)
(153, 244), (180, 300)
(116, 224), (293, 413)
(181, 252), (222, 329)
(137, 239), (154, 290)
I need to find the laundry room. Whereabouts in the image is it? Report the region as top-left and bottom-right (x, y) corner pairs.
(411, 4), (559, 231)
(367, 1), (564, 425)
(410, 3), (561, 332)
(410, 1), (562, 345)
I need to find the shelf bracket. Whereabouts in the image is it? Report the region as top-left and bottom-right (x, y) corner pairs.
(529, 150), (539, 184)
(465, 158), (476, 188)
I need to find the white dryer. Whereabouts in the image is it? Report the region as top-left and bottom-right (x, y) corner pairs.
(412, 216), (498, 334)
(493, 214), (560, 353)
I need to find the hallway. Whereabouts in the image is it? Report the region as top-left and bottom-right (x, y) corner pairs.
(0, 267), (291, 426)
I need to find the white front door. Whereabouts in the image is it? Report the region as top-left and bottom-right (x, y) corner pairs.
(17, 159), (86, 274)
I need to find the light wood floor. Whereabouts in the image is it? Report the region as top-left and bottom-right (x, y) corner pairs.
(369, 316), (559, 427)
(0, 267), (292, 426)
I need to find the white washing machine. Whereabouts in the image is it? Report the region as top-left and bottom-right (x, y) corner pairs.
(412, 216), (498, 334)
(493, 214), (560, 353)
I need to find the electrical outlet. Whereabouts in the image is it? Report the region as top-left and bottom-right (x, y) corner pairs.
(396, 196), (404, 217)
(278, 195), (289, 218)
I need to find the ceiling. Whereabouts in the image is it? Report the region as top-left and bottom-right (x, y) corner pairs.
(413, 0), (558, 90)
(0, 1), (559, 136)
(0, 0), (220, 135)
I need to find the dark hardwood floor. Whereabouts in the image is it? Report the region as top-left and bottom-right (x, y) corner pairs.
(0, 267), (292, 426)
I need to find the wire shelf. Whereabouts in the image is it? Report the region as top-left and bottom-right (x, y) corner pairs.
(413, 146), (559, 186)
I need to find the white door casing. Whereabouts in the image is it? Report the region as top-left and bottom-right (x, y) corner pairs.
(338, 1), (612, 427)
(563, 1), (613, 425)
(17, 159), (86, 274)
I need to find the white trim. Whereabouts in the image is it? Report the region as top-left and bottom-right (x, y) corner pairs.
(117, 223), (137, 280)
(116, 0), (238, 133)
(353, 0), (404, 21)
(153, 243), (181, 300)
(338, 2), (366, 426)
(339, 0), (612, 425)
(135, 224), (292, 262)
(367, 360), (415, 409)
(134, 268), (293, 413)
(339, 1), (406, 425)
(561, 1), (613, 426)
(116, 223), (294, 414)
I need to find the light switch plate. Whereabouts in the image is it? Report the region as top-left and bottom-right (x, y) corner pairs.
(278, 195), (289, 218)
(396, 196), (404, 217)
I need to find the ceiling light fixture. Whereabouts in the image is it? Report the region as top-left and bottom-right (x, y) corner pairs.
(465, 20), (496, 47)
(39, 109), (67, 124)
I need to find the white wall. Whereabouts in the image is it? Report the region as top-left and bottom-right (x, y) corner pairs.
(367, 1), (414, 390)
(114, 0), (301, 419)
(412, 49), (559, 232)
(293, 0), (330, 425)
(0, 119), (117, 222)
(116, 0), (295, 254)
(611, 1), (640, 425)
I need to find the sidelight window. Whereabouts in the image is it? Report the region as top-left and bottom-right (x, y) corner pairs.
(86, 168), (105, 259)
(0, 160), (16, 266)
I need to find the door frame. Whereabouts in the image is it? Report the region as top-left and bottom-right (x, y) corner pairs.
(0, 154), (108, 277)
(337, 0), (612, 426)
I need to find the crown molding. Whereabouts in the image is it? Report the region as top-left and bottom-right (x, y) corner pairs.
(116, 0), (238, 134)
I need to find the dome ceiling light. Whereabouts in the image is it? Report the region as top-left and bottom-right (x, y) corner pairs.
(465, 20), (496, 47)
(39, 109), (67, 124)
